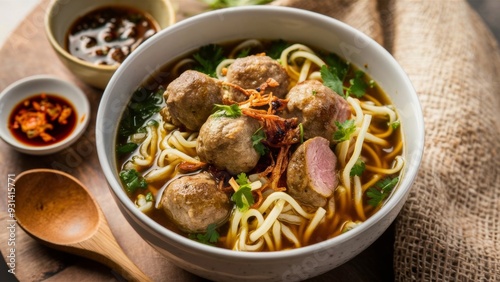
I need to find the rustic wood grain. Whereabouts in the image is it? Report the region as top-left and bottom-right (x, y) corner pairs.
(0, 0), (395, 281)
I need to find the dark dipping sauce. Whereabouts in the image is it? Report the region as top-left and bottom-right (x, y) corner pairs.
(9, 94), (77, 146)
(66, 6), (159, 66)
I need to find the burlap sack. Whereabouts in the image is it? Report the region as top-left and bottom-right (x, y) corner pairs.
(272, 0), (500, 280)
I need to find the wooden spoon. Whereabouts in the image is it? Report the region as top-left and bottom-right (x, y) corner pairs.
(14, 168), (151, 282)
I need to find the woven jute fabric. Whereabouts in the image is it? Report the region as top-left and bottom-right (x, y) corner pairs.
(272, 0), (500, 280)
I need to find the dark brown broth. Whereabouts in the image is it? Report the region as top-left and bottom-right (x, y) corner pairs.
(66, 6), (159, 66)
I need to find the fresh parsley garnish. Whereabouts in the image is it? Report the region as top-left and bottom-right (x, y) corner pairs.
(333, 119), (356, 142)
(231, 173), (254, 212)
(324, 53), (349, 78)
(320, 65), (344, 97)
(251, 128), (267, 156)
(321, 53), (369, 98)
(321, 53), (349, 96)
(390, 120), (401, 129)
(232, 187), (254, 212)
(193, 44), (225, 78)
(118, 87), (164, 137)
(267, 39), (290, 60)
(116, 142), (139, 156)
(236, 47), (251, 58)
(346, 70), (368, 98)
(188, 223), (220, 245)
(211, 104), (242, 118)
(366, 177), (399, 207)
(236, 172), (251, 186)
(145, 192), (154, 202)
(117, 119), (160, 155)
(119, 169), (148, 193)
(350, 159), (366, 177)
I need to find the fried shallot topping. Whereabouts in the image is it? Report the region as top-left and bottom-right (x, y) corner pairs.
(216, 78), (302, 208)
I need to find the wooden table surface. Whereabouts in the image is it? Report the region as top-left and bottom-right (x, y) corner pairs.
(0, 1), (395, 281)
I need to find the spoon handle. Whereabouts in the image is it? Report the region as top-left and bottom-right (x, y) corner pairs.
(76, 219), (152, 282)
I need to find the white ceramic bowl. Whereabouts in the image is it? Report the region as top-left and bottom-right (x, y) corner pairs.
(97, 6), (424, 281)
(0, 75), (90, 155)
(45, 0), (176, 89)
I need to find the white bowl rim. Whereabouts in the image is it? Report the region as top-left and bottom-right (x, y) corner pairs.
(97, 5), (424, 260)
(0, 74), (90, 155)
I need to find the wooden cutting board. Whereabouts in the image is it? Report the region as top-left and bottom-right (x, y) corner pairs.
(0, 0), (394, 281)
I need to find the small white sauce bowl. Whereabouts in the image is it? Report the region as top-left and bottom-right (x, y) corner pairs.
(0, 75), (90, 155)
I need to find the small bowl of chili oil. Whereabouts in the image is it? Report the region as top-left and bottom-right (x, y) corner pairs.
(0, 75), (90, 155)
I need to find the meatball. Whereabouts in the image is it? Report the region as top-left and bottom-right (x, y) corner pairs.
(285, 80), (351, 144)
(161, 70), (222, 130)
(197, 115), (261, 174)
(225, 55), (290, 101)
(287, 137), (338, 207)
(160, 172), (232, 233)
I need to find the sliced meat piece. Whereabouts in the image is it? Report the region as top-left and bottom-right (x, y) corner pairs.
(160, 172), (232, 233)
(285, 80), (351, 144)
(161, 70), (222, 130)
(197, 115), (261, 174)
(286, 137), (338, 207)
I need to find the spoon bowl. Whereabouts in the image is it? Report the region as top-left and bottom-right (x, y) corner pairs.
(14, 169), (151, 282)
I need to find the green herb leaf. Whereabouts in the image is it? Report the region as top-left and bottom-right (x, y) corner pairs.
(145, 192), (154, 202)
(193, 44), (225, 78)
(347, 70), (368, 98)
(366, 177), (399, 207)
(267, 39), (290, 60)
(118, 87), (164, 137)
(333, 119), (356, 142)
(231, 186), (254, 212)
(236, 173), (250, 187)
(116, 142), (139, 156)
(236, 47), (251, 58)
(211, 104), (242, 118)
(119, 169), (148, 193)
(321, 53), (372, 99)
(232, 173), (254, 212)
(390, 120), (401, 130)
(321, 53), (349, 97)
(323, 53), (349, 79)
(320, 65), (344, 97)
(251, 128), (268, 156)
(188, 223), (220, 245)
(350, 159), (366, 177)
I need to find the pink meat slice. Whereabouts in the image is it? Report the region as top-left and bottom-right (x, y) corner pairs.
(286, 137), (338, 207)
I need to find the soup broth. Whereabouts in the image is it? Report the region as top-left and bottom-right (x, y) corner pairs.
(115, 40), (404, 251)
(66, 6), (159, 66)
